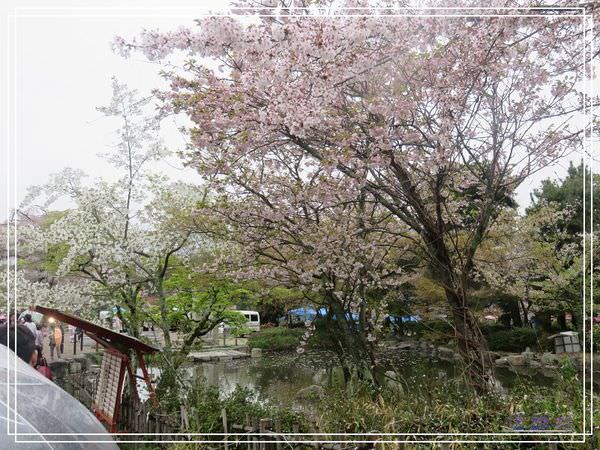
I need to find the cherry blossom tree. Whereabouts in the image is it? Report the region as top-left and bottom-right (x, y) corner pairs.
(191, 167), (412, 385)
(117, 0), (594, 392)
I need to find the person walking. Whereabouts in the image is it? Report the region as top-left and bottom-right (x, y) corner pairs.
(59, 323), (65, 354)
(49, 325), (62, 360)
(34, 324), (44, 361)
(22, 314), (37, 338)
(112, 315), (123, 333)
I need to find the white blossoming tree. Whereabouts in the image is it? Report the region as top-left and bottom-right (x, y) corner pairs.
(19, 80), (238, 355)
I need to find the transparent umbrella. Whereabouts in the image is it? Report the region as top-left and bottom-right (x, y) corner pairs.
(0, 345), (120, 449)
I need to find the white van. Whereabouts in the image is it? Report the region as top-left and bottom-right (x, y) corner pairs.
(218, 310), (260, 334)
(239, 310), (260, 333)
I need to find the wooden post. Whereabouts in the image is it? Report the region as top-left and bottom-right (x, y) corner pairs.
(181, 405), (190, 431)
(259, 418), (272, 450)
(137, 350), (157, 406)
(222, 408), (229, 450)
(274, 419), (282, 450)
(245, 414), (251, 450)
(253, 417), (260, 450)
(548, 444), (558, 450)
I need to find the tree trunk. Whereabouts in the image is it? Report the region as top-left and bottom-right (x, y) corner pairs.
(427, 235), (499, 394)
(509, 299), (523, 327)
(326, 298), (380, 388)
(537, 312), (552, 332)
(558, 312), (567, 330)
(447, 291), (499, 393)
(519, 299), (530, 327)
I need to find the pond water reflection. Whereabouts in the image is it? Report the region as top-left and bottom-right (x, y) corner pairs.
(181, 349), (558, 407)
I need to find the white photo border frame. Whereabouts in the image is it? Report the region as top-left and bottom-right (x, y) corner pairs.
(5, 4), (595, 445)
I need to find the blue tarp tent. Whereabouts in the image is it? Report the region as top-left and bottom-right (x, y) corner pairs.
(286, 307), (327, 322)
(386, 314), (422, 324)
(285, 308), (363, 325)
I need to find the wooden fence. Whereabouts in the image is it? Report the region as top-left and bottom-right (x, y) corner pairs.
(116, 399), (352, 449)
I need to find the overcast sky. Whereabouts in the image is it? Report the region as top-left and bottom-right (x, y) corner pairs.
(2, 0), (587, 221)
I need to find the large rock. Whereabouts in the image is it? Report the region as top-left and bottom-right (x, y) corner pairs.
(529, 360), (542, 369)
(73, 355), (89, 372)
(495, 357), (509, 367)
(507, 354), (526, 366)
(522, 348), (534, 364)
(541, 352), (560, 366)
(437, 346), (455, 361)
(295, 385), (324, 400)
(82, 351), (101, 366)
(250, 348), (262, 358)
(384, 370), (405, 394)
(312, 369), (327, 385)
(418, 339), (432, 350)
(395, 341), (414, 350)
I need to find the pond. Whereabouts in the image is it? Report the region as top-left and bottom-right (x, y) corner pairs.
(180, 349), (558, 408)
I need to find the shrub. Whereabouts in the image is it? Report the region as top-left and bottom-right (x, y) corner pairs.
(306, 319), (337, 350)
(248, 323), (338, 351)
(185, 381), (305, 434)
(247, 327), (304, 351)
(480, 323), (508, 336)
(315, 360), (584, 435)
(595, 323), (600, 353)
(486, 327), (538, 352)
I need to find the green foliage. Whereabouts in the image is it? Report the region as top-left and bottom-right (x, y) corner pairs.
(247, 327), (304, 351)
(411, 320), (454, 344)
(486, 327), (538, 352)
(315, 359), (585, 436)
(184, 380), (305, 434)
(479, 323), (508, 336)
(247, 324), (338, 351)
(306, 319), (337, 350)
(529, 161), (600, 235)
(153, 265), (248, 335)
(411, 275), (446, 304)
(238, 284), (305, 325)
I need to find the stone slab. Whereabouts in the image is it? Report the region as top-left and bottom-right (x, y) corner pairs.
(188, 349), (249, 362)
